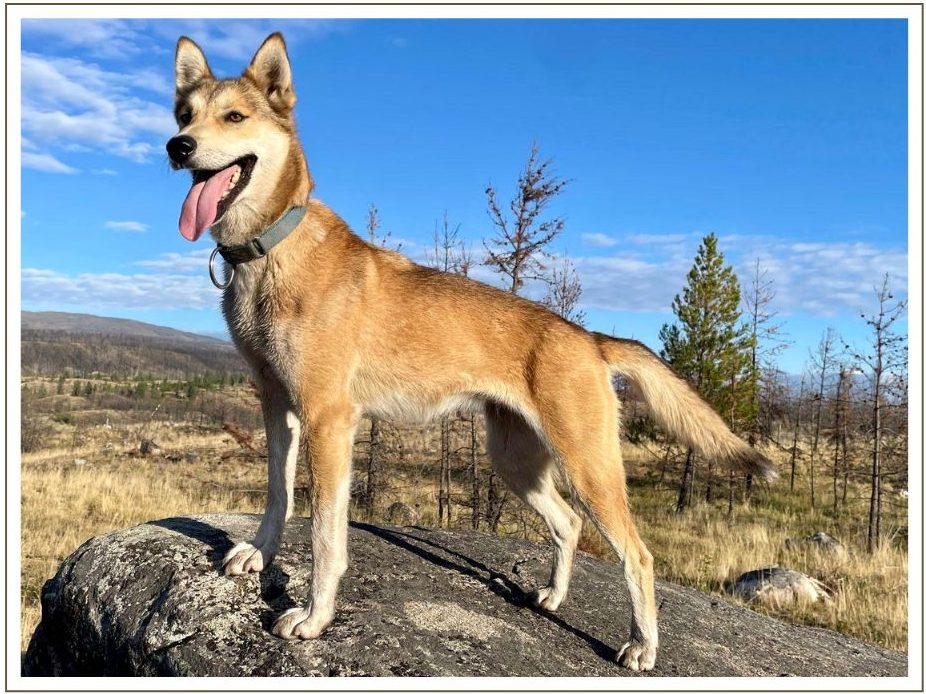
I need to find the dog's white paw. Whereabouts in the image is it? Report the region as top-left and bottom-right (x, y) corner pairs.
(616, 640), (657, 672)
(528, 585), (565, 612)
(271, 607), (333, 640)
(222, 542), (272, 576)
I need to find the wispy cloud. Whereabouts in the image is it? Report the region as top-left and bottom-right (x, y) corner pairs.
(105, 220), (148, 233)
(21, 151), (79, 174)
(147, 19), (348, 60)
(21, 52), (175, 165)
(22, 267), (220, 310)
(581, 232), (619, 248)
(23, 18), (347, 63)
(135, 248), (213, 273)
(564, 234), (907, 318)
(21, 19), (155, 59)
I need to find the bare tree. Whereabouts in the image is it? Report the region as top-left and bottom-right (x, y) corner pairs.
(808, 328), (836, 511)
(483, 142), (569, 530)
(469, 412), (480, 530)
(541, 254), (586, 326)
(427, 211), (463, 274)
(365, 204), (385, 517)
(830, 365), (860, 512)
(743, 258), (788, 436)
(741, 258), (789, 498)
(788, 374), (806, 492)
(484, 141), (569, 294)
(366, 202), (402, 251)
(366, 203), (380, 243)
(457, 250), (480, 529)
(426, 211), (473, 527)
(854, 275), (907, 553)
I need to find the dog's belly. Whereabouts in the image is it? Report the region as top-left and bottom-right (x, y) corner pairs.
(363, 391), (485, 425)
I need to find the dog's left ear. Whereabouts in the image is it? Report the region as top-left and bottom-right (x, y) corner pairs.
(244, 33), (296, 114)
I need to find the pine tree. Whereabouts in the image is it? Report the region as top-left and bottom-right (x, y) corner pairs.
(659, 233), (751, 511)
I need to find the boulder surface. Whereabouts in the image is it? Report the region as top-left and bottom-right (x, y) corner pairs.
(24, 514), (905, 677)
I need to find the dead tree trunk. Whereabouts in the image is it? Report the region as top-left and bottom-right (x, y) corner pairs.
(366, 416), (382, 519)
(809, 330), (835, 511)
(470, 414), (480, 530)
(676, 448), (695, 513)
(868, 369), (883, 553)
(832, 368), (850, 513)
(438, 416), (452, 527)
(789, 376), (806, 491)
(857, 275), (906, 553)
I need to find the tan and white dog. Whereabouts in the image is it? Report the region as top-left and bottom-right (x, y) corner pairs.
(166, 33), (775, 672)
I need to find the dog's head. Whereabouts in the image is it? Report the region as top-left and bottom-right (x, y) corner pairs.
(167, 33), (307, 243)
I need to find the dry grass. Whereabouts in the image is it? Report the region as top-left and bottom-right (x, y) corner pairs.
(19, 394), (908, 655)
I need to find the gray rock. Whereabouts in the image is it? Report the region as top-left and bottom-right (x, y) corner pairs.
(24, 514), (905, 677)
(807, 531), (850, 559)
(728, 566), (831, 607)
(785, 532), (849, 559)
(385, 502), (419, 526)
(139, 439), (161, 456)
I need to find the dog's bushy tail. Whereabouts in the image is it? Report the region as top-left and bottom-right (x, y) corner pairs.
(595, 333), (777, 481)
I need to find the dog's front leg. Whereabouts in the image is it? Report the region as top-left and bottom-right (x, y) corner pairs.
(272, 404), (357, 640)
(224, 383), (300, 575)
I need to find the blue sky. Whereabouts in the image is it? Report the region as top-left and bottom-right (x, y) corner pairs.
(20, 18), (909, 374)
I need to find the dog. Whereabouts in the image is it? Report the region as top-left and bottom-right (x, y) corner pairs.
(166, 33), (775, 672)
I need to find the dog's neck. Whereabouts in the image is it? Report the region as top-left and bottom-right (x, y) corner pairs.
(211, 140), (314, 247)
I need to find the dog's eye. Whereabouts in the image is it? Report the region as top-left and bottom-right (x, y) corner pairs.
(179, 112), (192, 125)
(226, 111), (246, 123)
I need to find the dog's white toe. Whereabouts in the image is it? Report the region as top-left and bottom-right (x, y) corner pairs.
(616, 640), (657, 672)
(222, 542), (271, 576)
(529, 585), (565, 612)
(271, 607), (333, 640)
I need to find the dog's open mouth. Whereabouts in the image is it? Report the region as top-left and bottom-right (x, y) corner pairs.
(179, 154), (257, 242)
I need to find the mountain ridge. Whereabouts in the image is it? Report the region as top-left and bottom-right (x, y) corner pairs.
(21, 311), (229, 345)
(21, 311), (245, 378)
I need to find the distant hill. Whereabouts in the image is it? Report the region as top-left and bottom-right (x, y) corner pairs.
(21, 312), (247, 379)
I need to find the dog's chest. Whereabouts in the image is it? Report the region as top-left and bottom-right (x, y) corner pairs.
(223, 266), (296, 377)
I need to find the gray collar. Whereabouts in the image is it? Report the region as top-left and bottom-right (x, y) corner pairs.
(217, 205), (308, 266)
(208, 205), (307, 289)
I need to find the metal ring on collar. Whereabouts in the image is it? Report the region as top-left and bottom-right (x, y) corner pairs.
(209, 246), (234, 290)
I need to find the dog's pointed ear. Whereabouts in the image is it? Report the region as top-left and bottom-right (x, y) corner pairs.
(175, 36), (213, 92)
(244, 33), (296, 113)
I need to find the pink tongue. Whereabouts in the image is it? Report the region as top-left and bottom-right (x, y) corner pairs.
(178, 165), (239, 241)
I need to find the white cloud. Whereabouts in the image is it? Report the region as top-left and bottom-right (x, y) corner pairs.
(105, 221), (148, 233)
(22, 19), (153, 59)
(21, 53), (175, 165)
(148, 19), (347, 59)
(22, 267), (220, 310)
(581, 232), (618, 248)
(20, 20), (348, 168)
(563, 235), (907, 318)
(21, 151), (78, 174)
(135, 249), (213, 273)
(92, 168), (118, 176)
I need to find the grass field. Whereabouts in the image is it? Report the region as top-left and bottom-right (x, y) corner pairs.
(19, 380), (908, 654)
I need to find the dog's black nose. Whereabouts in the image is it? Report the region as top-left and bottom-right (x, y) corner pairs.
(166, 135), (197, 165)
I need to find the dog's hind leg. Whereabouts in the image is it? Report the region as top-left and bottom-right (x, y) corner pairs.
(224, 375), (300, 575)
(484, 403), (582, 613)
(272, 399), (358, 640)
(532, 359), (658, 671)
